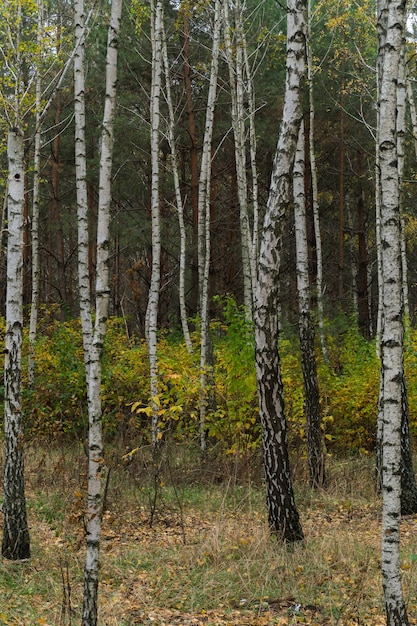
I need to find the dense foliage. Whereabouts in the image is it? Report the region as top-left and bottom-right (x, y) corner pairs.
(5, 303), (416, 455)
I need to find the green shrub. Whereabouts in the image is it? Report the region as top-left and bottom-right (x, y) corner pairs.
(2, 308), (417, 455)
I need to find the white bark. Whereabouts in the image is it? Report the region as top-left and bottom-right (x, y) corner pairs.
(254, 0), (306, 541)
(223, 0), (254, 316)
(28, 0), (43, 388)
(397, 44), (409, 322)
(161, 19), (193, 354)
(294, 122), (309, 330)
(146, 0), (163, 447)
(294, 120), (324, 487)
(346, 196), (358, 318)
(82, 0), (122, 623)
(378, 0), (409, 623)
(307, 0), (327, 361)
(74, 0), (93, 377)
(240, 8), (260, 285)
(198, 0), (221, 452)
(2, 129), (30, 560)
(406, 72), (417, 158)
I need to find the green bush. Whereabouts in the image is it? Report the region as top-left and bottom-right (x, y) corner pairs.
(1, 308), (417, 455)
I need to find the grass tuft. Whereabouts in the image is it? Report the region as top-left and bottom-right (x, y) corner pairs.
(0, 444), (416, 625)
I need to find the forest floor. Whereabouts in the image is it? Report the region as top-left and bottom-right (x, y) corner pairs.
(0, 445), (417, 626)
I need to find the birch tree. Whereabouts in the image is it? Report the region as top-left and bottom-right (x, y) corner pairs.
(293, 120), (325, 488)
(254, 0), (306, 542)
(145, 0), (163, 447)
(377, 0), (410, 622)
(28, 0), (43, 388)
(396, 40), (417, 515)
(222, 0), (255, 316)
(0, 0), (39, 561)
(161, 17), (193, 354)
(2, 129), (31, 561)
(82, 0), (122, 622)
(198, 0), (221, 452)
(74, 0), (93, 377)
(307, 0), (327, 361)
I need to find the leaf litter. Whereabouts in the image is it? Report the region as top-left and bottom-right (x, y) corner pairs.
(2, 455), (417, 625)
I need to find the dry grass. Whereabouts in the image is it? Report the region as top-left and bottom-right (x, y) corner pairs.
(0, 444), (417, 625)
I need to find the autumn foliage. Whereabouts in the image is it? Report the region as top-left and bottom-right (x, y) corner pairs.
(0, 302), (410, 457)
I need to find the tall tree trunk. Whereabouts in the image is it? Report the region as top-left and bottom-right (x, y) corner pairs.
(198, 0), (221, 453)
(377, 0), (409, 622)
(396, 38), (417, 514)
(182, 7), (199, 316)
(254, 0), (306, 542)
(307, 0), (327, 362)
(50, 91), (67, 312)
(162, 18), (193, 354)
(338, 64), (346, 306)
(356, 183), (370, 337)
(145, 0), (163, 447)
(82, 0), (122, 623)
(28, 0), (43, 388)
(294, 121), (325, 488)
(397, 43), (409, 322)
(74, 0), (93, 375)
(240, 5), (260, 286)
(2, 129), (30, 561)
(346, 195), (358, 320)
(223, 0), (254, 316)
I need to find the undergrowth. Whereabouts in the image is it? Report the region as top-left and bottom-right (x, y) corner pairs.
(0, 444), (416, 625)
(4, 306), (417, 454)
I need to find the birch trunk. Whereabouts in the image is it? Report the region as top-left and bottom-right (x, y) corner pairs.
(397, 38), (417, 515)
(346, 196), (358, 320)
(82, 0), (122, 622)
(223, 0), (254, 316)
(28, 0), (43, 388)
(397, 44), (409, 322)
(182, 7), (199, 316)
(161, 19), (192, 354)
(74, 0), (93, 375)
(2, 129), (30, 561)
(241, 11), (260, 284)
(254, 0), (306, 542)
(145, 0), (163, 446)
(377, 0), (409, 622)
(198, 0), (221, 452)
(406, 71), (417, 159)
(293, 121), (325, 488)
(307, 0), (327, 361)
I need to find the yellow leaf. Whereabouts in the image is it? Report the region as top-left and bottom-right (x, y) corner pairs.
(122, 447), (139, 460)
(136, 406), (152, 416)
